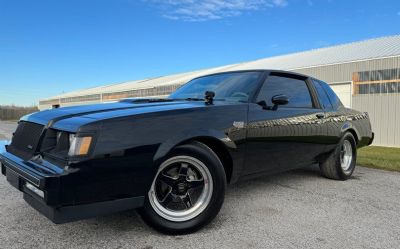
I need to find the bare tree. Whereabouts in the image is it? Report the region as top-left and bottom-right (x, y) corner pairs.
(0, 105), (39, 121)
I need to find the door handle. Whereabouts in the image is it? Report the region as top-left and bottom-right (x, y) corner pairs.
(316, 113), (325, 119)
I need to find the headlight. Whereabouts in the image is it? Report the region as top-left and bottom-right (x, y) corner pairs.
(69, 134), (75, 145)
(68, 135), (93, 156)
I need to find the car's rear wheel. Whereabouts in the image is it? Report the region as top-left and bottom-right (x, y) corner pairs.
(139, 141), (226, 234)
(320, 132), (357, 180)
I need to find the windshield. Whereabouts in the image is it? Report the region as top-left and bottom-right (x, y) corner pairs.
(169, 71), (263, 102)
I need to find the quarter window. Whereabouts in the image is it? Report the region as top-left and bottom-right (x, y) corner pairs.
(257, 75), (313, 108)
(312, 79), (333, 109)
(317, 80), (343, 109)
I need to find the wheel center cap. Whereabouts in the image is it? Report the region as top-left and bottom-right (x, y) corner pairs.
(176, 182), (187, 194)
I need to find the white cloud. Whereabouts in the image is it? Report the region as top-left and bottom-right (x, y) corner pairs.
(144, 0), (288, 22)
(272, 0), (288, 7)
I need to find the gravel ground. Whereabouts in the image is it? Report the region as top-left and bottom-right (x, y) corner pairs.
(1, 121), (399, 249)
(0, 120), (16, 140)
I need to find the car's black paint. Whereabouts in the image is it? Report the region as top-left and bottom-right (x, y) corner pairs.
(0, 70), (373, 224)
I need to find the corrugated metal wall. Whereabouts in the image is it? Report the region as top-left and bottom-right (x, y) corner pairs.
(293, 57), (400, 148)
(353, 94), (400, 147)
(292, 56), (400, 83)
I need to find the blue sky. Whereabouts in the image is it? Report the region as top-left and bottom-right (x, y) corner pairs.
(0, 0), (399, 106)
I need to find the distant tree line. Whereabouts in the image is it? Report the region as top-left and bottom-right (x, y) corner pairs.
(0, 105), (39, 120)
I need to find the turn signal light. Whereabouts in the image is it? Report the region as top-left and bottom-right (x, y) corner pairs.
(68, 136), (93, 156)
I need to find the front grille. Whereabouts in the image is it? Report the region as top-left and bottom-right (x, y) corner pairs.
(7, 121), (44, 160)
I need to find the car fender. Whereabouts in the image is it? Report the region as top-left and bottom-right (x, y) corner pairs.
(340, 122), (361, 143)
(153, 129), (236, 164)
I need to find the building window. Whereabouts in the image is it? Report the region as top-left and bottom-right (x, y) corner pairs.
(39, 99), (60, 105)
(60, 94), (101, 103)
(101, 84), (182, 101)
(353, 68), (400, 95)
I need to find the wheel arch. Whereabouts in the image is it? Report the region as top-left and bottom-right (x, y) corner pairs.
(346, 129), (359, 145)
(153, 131), (236, 184)
(341, 122), (360, 145)
(185, 137), (233, 184)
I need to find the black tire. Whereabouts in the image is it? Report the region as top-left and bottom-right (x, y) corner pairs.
(320, 132), (357, 180)
(139, 141), (226, 234)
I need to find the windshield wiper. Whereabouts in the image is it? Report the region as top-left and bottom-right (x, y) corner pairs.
(184, 98), (204, 101)
(171, 97), (226, 102)
(120, 98), (174, 103)
(170, 98), (204, 101)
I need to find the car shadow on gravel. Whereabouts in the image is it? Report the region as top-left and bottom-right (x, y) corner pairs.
(80, 165), (323, 235)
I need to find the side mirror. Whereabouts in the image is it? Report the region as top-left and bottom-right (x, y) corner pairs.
(271, 94), (289, 110)
(204, 91), (215, 105)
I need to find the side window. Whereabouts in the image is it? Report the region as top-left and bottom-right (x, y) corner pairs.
(257, 75), (313, 108)
(318, 80), (343, 109)
(312, 79), (333, 109)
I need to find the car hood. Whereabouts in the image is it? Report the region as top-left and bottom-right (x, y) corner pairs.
(23, 100), (236, 132)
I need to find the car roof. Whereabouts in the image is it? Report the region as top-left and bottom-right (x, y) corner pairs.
(190, 69), (311, 81)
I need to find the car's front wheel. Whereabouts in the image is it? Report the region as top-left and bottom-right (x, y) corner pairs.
(320, 132), (357, 180)
(139, 141), (226, 234)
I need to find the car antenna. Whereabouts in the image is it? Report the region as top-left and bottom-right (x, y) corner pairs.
(205, 91), (215, 105)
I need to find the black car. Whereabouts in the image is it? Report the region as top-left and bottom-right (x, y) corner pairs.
(0, 70), (374, 234)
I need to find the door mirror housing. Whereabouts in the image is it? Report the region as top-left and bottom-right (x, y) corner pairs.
(271, 94), (289, 110)
(256, 94), (289, 110)
(271, 94), (289, 105)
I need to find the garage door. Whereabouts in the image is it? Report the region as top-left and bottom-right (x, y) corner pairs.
(330, 82), (351, 108)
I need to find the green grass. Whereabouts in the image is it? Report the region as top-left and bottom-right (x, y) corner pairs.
(357, 146), (400, 172)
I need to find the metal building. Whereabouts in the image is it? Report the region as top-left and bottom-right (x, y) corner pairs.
(39, 35), (400, 147)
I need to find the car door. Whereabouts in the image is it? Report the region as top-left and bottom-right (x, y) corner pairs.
(244, 72), (327, 175)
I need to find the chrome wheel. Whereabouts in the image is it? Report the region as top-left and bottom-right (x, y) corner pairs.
(340, 140), (353, 172)
(148, 156), (213, 222)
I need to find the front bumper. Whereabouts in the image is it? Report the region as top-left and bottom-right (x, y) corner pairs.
(23, 191), (144, 224)
(0, 142), (144, 224)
